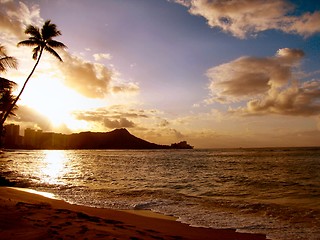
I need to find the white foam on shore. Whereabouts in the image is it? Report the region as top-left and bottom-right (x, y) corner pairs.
(9, 187), (59, 200)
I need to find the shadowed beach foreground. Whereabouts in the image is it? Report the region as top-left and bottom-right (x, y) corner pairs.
(0, 187), (266, 240)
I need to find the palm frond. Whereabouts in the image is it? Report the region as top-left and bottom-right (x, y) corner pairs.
(0, 90), (17, 117)
(0, 45), (8, 56)
(42, 20), (61, 40)
(25, 25), (41, 39)
(0, 56), (18, 72)
(45, 46), (63, 61)
(29, 37), (43, 43)
(47, 40), (67, 49)
(17, 39), (39, 47)
(32, 46), (41, 60)
(0, 45), (18, 72)
(0, 77), (17, 92)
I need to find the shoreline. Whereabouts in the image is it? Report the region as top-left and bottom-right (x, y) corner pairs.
(0, 187), (267, 239)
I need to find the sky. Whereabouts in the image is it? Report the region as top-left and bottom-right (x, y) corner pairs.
(0, 0), (320, 148)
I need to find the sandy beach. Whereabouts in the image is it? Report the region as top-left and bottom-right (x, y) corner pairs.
(0, 187), (266, 240)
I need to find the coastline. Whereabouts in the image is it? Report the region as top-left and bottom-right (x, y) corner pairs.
(0, 187), (267, 240)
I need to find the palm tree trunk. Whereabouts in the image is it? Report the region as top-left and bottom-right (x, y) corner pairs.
(0, 47), (44, 128)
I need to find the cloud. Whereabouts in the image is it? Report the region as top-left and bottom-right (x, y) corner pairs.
(206, 48), (320, 116)
(0, 1), (133, 99)
(111, 82), (139, 93)
(74, 106), (149, 121)
(159, 119), (170, 127)
(0, 0), (42, 39)
(59, 51), (113, 98)
(104, 118), (135, 128)
(235, 80), (320, 116)
(73, 105), (151, 129)
(175, 0), (320, 38)
(170, 128), (185, 139)
(58, 52), (138, 98)
(11, 105), (52, 130)
(206, 48), (304, 103)
(171, 0), (190, 7)
(93, 53), (112, 61)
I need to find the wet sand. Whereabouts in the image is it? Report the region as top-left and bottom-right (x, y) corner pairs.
(0, 187), (266, 239)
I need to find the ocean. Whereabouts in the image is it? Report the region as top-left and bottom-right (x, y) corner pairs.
(0, 148), (319, 240)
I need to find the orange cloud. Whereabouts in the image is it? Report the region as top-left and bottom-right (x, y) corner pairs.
(11, 105), (52, 130)
(57, 51), (139, 98)
(104, 118), (135, 128)
(111, 82), (139, 94)
(59, 51), (113, 98)
(73, 105), (151, 129)
(0, 0), (42, 39)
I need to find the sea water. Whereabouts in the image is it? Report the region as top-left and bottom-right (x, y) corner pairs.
(0, 148), (319, 240)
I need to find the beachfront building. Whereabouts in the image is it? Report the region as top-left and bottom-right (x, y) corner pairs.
(24, 128), (68, 149)
(4, 124), (22, 148)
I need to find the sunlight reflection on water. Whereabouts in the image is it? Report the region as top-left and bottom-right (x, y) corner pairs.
(40, 150), (69, 185)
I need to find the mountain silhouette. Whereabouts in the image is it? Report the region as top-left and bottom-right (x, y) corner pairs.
(5, 126), (193, 149)
(67, 128), (167, 149)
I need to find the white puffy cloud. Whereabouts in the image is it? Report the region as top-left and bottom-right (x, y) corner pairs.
(93, 53), (112, 61)
(175, 0), (320, 38)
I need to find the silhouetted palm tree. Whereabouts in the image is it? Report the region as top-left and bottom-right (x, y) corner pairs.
(0, 88), (17, 119)
(0, 77), (16, 93)
(0, 20), (67, 128)
(0, 78), (18, 127)
(0, 45), (18, 72)
(0, 46), (17, 118)
(0, 45), (18, 145)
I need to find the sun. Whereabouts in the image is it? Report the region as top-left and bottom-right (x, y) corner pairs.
(13, 69), (113, 133)
(17, 75), (94, 131)
(41, 105), (71, 127)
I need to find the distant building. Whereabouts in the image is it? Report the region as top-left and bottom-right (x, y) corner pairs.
(4, 124), (22, 148)
(24, 128), (68, 149)
(170, 141), (193, 149)
(24, 128), (40, 148)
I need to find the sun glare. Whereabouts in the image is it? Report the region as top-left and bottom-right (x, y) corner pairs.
(17, 74), (100, 131)
(41, 150), (69, 185)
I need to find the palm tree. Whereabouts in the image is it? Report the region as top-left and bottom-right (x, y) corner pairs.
(0, 46), (18, 117)
(0, 45), (18, 72)
(0, 20), (67, 128)
(0, 45), (18, 145)
(0, 88), (18, 119)
(0, 77), (16, 93)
